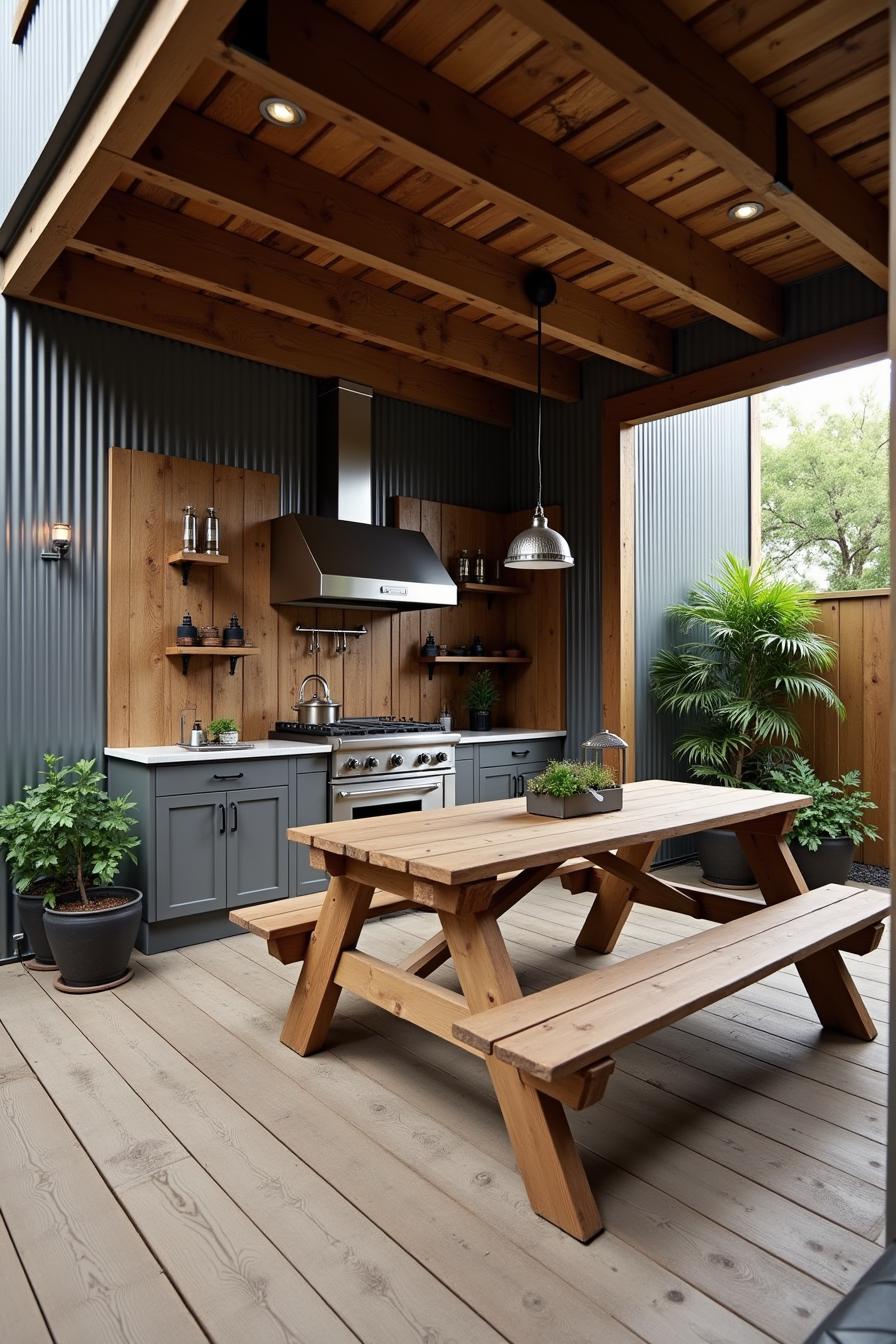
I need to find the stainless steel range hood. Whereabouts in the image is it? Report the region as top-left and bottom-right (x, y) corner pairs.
(271, 380), (457, 612)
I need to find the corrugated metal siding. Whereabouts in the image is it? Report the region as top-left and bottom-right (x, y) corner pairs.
(372, 395), (510, 522)
(0, 0), (146, 244)
(635, 400), (752, 858)
(0, 298), (503, 956)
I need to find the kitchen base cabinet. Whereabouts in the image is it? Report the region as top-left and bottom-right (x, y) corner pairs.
(156, 792), (228, 921)
(460, 735), (565, 805)
(227, 785), (290, 907)
(291, 767), (328, 897)
(454, 746), (477, 805)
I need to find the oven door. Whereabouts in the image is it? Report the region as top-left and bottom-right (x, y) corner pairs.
(330, 772), (450, 822)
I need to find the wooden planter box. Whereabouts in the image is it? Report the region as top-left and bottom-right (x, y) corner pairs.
(527, 788), (623, 818)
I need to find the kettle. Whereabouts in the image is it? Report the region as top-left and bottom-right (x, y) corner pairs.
(293, 674), (342, 725)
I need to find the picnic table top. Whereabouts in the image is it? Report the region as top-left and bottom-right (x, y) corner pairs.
(289, 779), (811, 886)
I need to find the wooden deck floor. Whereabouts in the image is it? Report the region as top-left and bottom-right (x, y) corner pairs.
(0, 874), (888, 1344)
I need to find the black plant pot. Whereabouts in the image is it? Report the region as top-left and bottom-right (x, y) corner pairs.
(695, 827), (757, 888)
(44, 887), (143, 992)
(469, 709), (492, 732)
(15, 888), (57, 968)
(790, 838), (856, 889)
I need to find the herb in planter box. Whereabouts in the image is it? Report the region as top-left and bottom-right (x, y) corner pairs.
(526, 759), (622, 818)
(463, 670), (500, 732)
(764, 756), (879, 886)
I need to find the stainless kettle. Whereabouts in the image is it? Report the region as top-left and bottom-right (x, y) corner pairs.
(293, 674), (341, 725)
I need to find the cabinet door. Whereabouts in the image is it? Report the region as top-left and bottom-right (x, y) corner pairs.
(155, 792), (227, 921)
(292, 771), (328, 896)
(517, 764), (547, 798)
(227, 786), (290, 909)
(455, 752), (477, 806)
(478, 763), (516, 801)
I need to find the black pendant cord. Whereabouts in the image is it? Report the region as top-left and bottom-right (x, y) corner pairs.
(535, 301), (544, 514)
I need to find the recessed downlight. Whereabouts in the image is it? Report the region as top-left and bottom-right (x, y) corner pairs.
(727, 200), (765, 222)
(259, 96), (307, 126)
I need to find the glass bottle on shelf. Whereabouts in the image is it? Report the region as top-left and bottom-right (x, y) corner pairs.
(472, 548), (486, 583)
(456, 548), (470, 583)
(182, 505), (197, 554)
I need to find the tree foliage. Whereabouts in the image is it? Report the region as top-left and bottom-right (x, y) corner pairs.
(761, 384), (889, 590)
(650, 553), (843, 787)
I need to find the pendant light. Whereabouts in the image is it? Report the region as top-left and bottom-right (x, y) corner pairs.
(504, 268), (574, 571)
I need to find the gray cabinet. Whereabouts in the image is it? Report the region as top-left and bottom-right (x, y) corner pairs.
(467, 735), (565, 804)
(227, 785), (289, 908)
(291, 769), (328, 897)
(155, 791), (228, 920)
(455, 746), (477, 805)
(479, 763), (516, 801)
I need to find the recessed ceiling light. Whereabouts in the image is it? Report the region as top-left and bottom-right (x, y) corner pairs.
(259, 96), (306, 127)
(727, 200), (765, 222)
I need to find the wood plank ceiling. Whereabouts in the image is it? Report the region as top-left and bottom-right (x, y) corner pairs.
(11, 0), (890, 425)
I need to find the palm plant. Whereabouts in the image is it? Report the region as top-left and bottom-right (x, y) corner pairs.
(650, 553), (843, 787)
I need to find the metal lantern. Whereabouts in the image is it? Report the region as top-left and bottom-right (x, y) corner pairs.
(581, 729), (628, 784)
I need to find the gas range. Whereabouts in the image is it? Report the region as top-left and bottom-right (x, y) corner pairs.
(269, 718), (461, 819)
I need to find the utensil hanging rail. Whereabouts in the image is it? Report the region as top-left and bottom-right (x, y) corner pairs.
(294, 624), (368, 654)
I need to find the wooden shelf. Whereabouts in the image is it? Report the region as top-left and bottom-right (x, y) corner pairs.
(166, 646), (257, 676)
(168, 551), (229, 586)
(458, 581), (523, 608)
(419, 655), (531, 681)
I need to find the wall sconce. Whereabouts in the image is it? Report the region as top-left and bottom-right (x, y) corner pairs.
(41, 523), (72, 562)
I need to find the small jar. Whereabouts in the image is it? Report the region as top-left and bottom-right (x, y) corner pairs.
(422, 630), (438, 657)
(200, 624), (221, 647)
(176, 611), (198, 646)
(223, 613), (244, 647)
(203, 506), (220, 556)
(472, 549), (486, 583)
(456, 548), (470, 583)
(182, 505), (197, 554)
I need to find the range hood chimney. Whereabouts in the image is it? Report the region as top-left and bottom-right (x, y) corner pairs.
(270, 380), (457, 612)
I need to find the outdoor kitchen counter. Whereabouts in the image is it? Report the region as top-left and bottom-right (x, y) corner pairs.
(457, 728), (565, 744)
(105, 741), (333, 765)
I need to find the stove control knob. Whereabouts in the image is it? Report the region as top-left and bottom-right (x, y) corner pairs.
(344, 757), (361, 770)
(364, 756), (380, 770)
(433, 750), (448, 764)
(389, 753), (404, 767)
(416, 752), (431, 766)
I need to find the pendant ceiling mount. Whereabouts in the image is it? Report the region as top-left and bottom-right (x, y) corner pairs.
(504, 269), (574, 572)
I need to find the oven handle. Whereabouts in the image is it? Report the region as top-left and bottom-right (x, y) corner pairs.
(334, 783), (441, 799)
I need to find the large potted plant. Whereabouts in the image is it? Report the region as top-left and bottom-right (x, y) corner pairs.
(650, 554), (843, 886)
(0, 756), (141, 991)
(764, 757), (879, 886)
(464, 669), (500, 732)
(526, 759), (621, 818)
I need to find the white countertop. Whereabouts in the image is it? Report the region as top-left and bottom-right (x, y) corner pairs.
(105, 741), (332, 766)
(457, 728), (566, 744)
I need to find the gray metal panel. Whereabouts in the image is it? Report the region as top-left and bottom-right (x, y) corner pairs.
(635, 399), (752, 859)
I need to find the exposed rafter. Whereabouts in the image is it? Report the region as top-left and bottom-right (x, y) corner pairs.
(32, 253), (514, 426)
(210, 1), (782, 338)
(74, 193), (581, 400)
(499, 0), (887, 289)
(125, 105), (673, 375)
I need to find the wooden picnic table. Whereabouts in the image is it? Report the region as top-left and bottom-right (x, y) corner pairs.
(278, 779), (886, 1241)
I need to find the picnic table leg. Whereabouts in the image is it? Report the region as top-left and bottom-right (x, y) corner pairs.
(738, 827), (877, 1041)
(280, 876), (375, 1055)
(441, 905), (602, 1241)
(575, 840), (660, 953)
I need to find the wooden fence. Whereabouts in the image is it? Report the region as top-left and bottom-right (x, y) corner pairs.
(793, 590), (889, 867)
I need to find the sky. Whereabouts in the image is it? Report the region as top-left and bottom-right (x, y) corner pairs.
(760, 357), (890, 445)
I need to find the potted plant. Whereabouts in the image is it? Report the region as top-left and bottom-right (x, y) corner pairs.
(208, 716), (240, 746)
(650, 554), (843, 886)
(464, 669), (500, 732)
(526, 759), (622, 818)
(764, 756), (879, 886)
(0, 755), (141, 992)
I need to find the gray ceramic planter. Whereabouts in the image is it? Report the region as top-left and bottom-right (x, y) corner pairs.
(695, 827), (757, 888)
(790, 837), (855, 888)
(15, 888), (56, 968)
(527, 787), (623, 818)
(44, 887), (143, 991)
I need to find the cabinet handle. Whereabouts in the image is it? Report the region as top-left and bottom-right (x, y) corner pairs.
(214, 771), (245, 780)
(230, 801), (238, 832)
(512, 774), (520, 797)
(511, 749), (530, 758)
(218, 802), (226, 834)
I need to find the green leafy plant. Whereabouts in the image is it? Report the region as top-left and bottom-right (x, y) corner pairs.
(0, 755), (138, 907)
(764, 756), (880, 852)
(650, 553), (843, 787)
(463, 670), (500, 712)
(527, 759), (616, 798)
(207, 717), (239, 740)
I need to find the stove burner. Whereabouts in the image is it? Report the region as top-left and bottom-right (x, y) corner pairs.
(272, 716), (446, 738)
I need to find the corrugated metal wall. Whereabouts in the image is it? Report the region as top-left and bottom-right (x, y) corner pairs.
(0, 297), (506, 956)
(0, 0), (146, 248)
(635, 400), (752, 858)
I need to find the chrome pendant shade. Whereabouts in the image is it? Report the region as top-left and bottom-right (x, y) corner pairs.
(504, 269), (574, 571)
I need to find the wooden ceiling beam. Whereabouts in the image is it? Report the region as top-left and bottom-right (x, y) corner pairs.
(1, 0), (246, 297)
(31, 252), (513, 427)
(73, 192), (580, 401)
(125, 108), (672, 376)
(211, 2), (782, 338)
(500, 0), (888, 290)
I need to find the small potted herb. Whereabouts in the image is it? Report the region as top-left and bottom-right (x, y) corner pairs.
(765, 756), (879, 886)
(526, 759), (622, 818)
(208, 716), (240, 746)
(0, 756), (141, 991)
(464, 669), (500, 732)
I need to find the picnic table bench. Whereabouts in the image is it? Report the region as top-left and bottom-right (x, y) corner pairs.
(230, 780), (888, 1241)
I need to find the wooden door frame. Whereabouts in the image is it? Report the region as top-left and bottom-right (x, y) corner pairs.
(600, 314), (888, 775)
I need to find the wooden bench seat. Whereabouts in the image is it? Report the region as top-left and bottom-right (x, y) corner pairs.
(455, 883), (889, 1081)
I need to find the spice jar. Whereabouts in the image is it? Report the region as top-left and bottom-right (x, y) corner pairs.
(222, 613), (244, 647)
(182, 505), (197, 554)
(200, 624), (221, 647)
(176, 611), (198, 647)
(203, 506), (220, 556)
